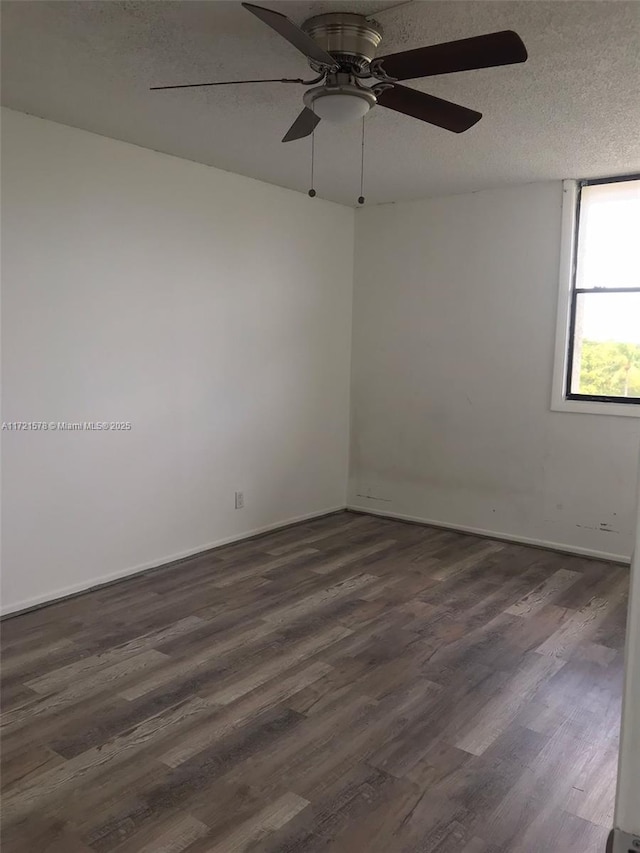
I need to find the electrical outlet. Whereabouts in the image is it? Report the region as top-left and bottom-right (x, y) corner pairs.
(235, 491), (244, 509)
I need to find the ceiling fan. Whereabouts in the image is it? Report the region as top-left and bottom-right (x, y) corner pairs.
(151, 3), (528, 142)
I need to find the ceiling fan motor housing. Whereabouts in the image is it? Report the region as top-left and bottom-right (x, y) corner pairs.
(301, 13), (384, 71)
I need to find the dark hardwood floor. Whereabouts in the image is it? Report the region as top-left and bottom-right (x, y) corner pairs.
(1, 511), (627, 852)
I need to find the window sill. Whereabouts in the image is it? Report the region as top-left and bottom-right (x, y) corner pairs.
(551, 397), (640, 418)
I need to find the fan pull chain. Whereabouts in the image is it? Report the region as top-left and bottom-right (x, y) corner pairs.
(358, 117), (366, 205)
(308, 106), (316, 198)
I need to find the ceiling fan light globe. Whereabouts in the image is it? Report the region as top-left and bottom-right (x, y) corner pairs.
(313, 93), (371, 123)
(303, 82), (377, 124)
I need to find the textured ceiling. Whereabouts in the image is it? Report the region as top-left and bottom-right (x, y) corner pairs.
(2, 0), (639, 206)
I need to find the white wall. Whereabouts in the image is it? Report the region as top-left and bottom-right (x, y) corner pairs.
(1, 108), (354, 614)
(3, 111), (639, 620)
(349, 182), (640, 561)
(615, 456), (640, 838)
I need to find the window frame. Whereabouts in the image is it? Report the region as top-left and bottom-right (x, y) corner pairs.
(551, 175), (640, 418)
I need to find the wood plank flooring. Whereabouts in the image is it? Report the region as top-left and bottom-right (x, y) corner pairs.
(1, 511), (627, 853)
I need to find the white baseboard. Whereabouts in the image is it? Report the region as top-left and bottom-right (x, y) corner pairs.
(5, 502), (628, 617)
(347, 503), (631, 565)
(1, 505), (346, 618)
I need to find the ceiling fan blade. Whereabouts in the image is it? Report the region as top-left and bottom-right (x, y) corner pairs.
(377, 85), (482, 133)
(150, 77), (306, 91)
(378, 30), (527, 80)
(282, 107), (320, 142)
(242, 3), (337, 67)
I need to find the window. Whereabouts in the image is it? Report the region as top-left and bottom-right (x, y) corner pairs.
(552, 175), (640, 416)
